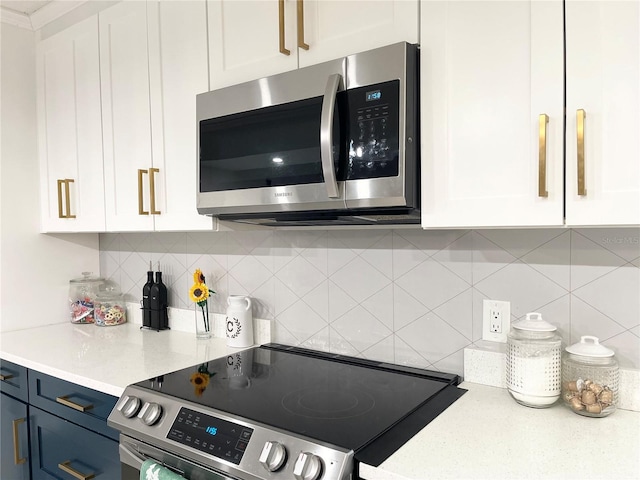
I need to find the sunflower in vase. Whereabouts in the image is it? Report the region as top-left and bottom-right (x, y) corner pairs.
(190, 269), (215, 338)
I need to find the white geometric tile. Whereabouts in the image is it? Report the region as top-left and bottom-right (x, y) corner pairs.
(361, 284), (394, 331)
(571, 231), (626, 289)
(472, 232), (517, 283)
(300, 326), (330, 352)
(632, 257), (640, 268)
(521, 231), (571, 290)
(274, 278), (299, 315)
(120, 232), (152, 253)
(393, 284), (429, 331)
(433, 349), (465, 376)
(328, 280), (358, 322)
(432, 231), (473, 284)
(276, 255), (325, 298)
(573, 264), (640, 330)
(476, 229), (565, 259)
(327, 234), (358, 276)
(251, 277), (275, 320)
(276, 299), (327, 343)
(330, 256), (391, 304)
(153, 232), (187, 256)
(522, 294), (571, 345)
(299, 240), (328, 276)
(394, 229), (469, 257)
(328, 327), (361, 357)
(302, 280), (329, 322)
(471, 288), (486, 341)
(331, 305), (392, 354)
(475, 260), (568, 318)
(396, 312), (469, 365)
(391, 231), (429, 280)
(597, 330), (640, 370)
(632, 326), (640, 337)
(362, 335), (395, 363)
(570, 295), (626, 344)
(576, 228), (640, 262)
(185, 254), (225, 287)
(329, 229), (392, 255)
(272, 320), (298, 345)
(99, 233), (120, 251)
(395, 258), (469, 310)
(187, 231), (226, 255)
(360, 232), (393, 279)
(393, 335), (431, 369)
(227, 255), (272, 295)
(433, 288), (473, 341)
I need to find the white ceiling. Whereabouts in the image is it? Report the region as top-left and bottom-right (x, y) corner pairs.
(0, 1), (52, 15)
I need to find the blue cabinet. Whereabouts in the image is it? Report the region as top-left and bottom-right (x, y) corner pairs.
(30, 406), (120, 480)
(1, 358), (29, 402)
(1, 392), (31, 480)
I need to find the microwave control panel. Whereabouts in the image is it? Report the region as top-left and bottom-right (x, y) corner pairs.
(347, 80), (400, 180)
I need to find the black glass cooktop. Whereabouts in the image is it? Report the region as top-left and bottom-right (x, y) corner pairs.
(134, 343), (463, 456)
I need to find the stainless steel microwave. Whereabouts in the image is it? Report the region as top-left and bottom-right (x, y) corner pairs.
(196, 42), (419, 226)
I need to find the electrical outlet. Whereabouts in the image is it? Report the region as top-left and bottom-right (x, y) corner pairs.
(482, 299), (511, 342)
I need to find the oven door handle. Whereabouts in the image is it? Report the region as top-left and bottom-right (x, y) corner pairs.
(119, 443), (148, 469)
(320, 73), (342, 199)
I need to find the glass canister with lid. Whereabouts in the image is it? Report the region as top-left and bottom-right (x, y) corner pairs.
(94, 286), (127, 326)
(562, 336), (618, 417)
(506, 312), (562, 408)
(69, 272), (104, 323)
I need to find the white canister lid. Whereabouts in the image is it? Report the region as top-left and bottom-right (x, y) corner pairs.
(565, 336), (615, 358)
(512, 312), (557, 332)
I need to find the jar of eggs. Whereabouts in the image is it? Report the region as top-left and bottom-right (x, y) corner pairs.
(94, 286), (127, 327)
(562, 336), (618, 417)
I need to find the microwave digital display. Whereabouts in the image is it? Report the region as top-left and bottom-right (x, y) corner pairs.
(366, 90), (381, 102)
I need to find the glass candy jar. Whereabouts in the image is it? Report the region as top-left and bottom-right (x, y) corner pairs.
(69, 272), (104, 324)
(506, 312), (562, 408)
(562, 336), (618, 417)
(94, 287), (127, 327)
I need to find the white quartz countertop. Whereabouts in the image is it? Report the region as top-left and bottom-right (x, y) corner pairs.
(360, 382), (640, 480)
(0, 322), (238, 397)
(2, 323), (639, 479)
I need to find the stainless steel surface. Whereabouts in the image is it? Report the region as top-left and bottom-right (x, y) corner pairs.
(109, 385), (354, 480)
(320, 73), (343, 199)
(196, 42), (418, 223)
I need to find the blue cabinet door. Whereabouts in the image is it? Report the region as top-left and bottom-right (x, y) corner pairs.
(30, 406), (120, 480)
(1, 359), (29, 402)
(1, 392), (30, 480)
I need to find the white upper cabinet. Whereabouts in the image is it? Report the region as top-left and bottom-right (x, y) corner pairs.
(100, 0), (214, 232)
(37, 16), (105, 232)
(208, 0), (418, 89)
(100, 0), (155, 231)
(565, 0), (640, 226)
(420, 1), (564, 228)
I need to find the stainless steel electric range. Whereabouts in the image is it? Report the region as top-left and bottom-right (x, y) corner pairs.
(108, 343), (466, 480)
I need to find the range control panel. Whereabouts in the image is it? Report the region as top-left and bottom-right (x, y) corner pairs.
(167, 407), (253, 465)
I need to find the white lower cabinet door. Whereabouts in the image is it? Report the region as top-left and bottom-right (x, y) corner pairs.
(37, 15), (105, 232)
(420, 0), (564, 228)
(565, 0), (640, 226)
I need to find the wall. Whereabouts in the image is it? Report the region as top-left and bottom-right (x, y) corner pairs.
(100, 227), (640, 375)
(0, 23), (99, 332)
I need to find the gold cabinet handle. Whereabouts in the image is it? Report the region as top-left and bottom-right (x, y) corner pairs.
(12, 418), (27, 465)
(138, 169), (149, 215)
(278, 0), (290, 55)
(538, 114), (549, 197)
(57, 179), (65, 218)
(0, 373), (15, 381)
(58, 461), (95, 480)
(65, 179), (76, 218)
(149, 167), (161, 215)
(296, 0), (309, 50)
(576, 109), (586, 196)
(56, 395), (94, 412)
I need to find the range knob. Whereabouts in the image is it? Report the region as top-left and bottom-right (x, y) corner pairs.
(259, 441), (287, 472)
(293, 452), (323, 480)
(116, 395), (141, 418)
(137, 402), (163, 426)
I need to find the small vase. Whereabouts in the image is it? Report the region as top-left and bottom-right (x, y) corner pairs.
(195, 304), (211, 339)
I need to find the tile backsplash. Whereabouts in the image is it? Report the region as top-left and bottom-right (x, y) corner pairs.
(99, 228), (640, 375)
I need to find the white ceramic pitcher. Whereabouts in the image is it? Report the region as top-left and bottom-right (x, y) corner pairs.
(225, 295), (254, 348)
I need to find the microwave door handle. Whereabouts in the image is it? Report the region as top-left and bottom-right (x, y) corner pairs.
(320, 73), (342, 199)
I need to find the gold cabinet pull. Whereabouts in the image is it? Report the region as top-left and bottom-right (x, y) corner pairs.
(58, 461), (95, 480)
(0, 373), (15, 381)
(65, 179), (76, 218)
(57, 179), (65, 218)
(538, 114), (549, 197)
(12, 418), (27, 465)
(138, 169), (149, 215)
(56, 395), (94, 412)
(278, 0), (290, 55)
(149, 167), (161, 215)
(576, 109), (587, 196)
(296, 0), (309, 50)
